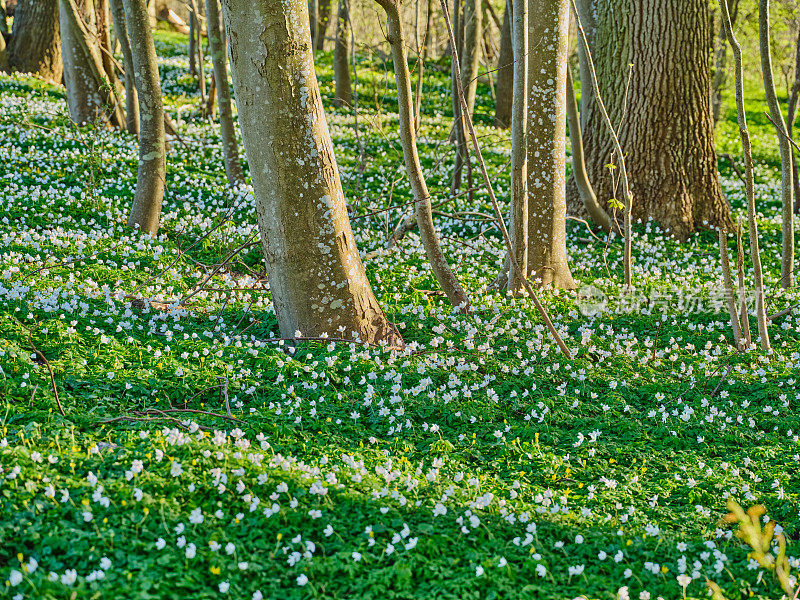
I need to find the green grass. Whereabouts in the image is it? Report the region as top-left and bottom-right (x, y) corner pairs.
(0, 32), (799, 600)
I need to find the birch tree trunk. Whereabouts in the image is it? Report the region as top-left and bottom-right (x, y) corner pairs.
(109, 0), (139, 134)
(759, 0), (794, 288)
(123, 0), (166, 234)
(6, 0), (63, 81)
(220, 0), (401, 345)
(493, 0), (512, 129)
(333, 0), (352, 108)
(526, 0), (573, 288)
(205, 0), (244, 186)
(567, 0), (731, 240)
(377, 0), (471, 310)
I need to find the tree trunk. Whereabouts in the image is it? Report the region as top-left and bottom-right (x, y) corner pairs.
(333, 0), (351, 107)
(60, 0), (125, 127)
(7, 0), (62, 81)
(507, 0), (526, 293)
(205, 0), (244, 186)
(526, 0), (574, 288)
(123, 0), (165, 234)
(377, 0), (471, 310)
(109, 0), (139, 134)
(220, 0), (401, 345)
(188, 7), (197, 76)
(759, 0), (794, 288)
(787, 30), (799, 215)
(493, 0), (512, 129)
(459, 0), (480, 115)
(711, 0), (739, 124)
(567, 0), (731, 240)
(313, 0), (332, 51)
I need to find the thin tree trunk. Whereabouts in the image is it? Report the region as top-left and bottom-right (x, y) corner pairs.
(333, 0), (352, 107)
(7, 0), (62, 81)
(719, 0), (770, 351)
(719, 228), (743, 348)
(460, 0), (480, 115)
(566, 64), (614, 234)
(712, 0), (739, 123)
(413, 0), (432, 133)
(788, 31), (800, 214)
(109, 0), (139, 134)
(220, 0), (401, 345)
(507, 0), (526, 294)
(314, 0), (332, 51)
(568, 0), (731, 240)
(736, 218), (753, 348)
(493, 0), (512, 129)
(450, 0), (465, 193)
(123, 0), (165, 234)
(190, 0), (206, 111)
(377, 0), (471, 310)
(759, 0), (794, 289)
(188, 7), (197, 76)
(205, 0), (244, 186)
(95, 0), (115, 82)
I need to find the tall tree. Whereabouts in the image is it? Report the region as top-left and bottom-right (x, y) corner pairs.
(6, 0), (62, 81)
(506, 0), (526, 292)
(109, 0), (140, 134)
(376, 0), (471, 309)
(525, 0), (573, 287)
(333, 0), (351, 108)
(205, 0), (244, 186)
(60, 0), (125, 127)
(493, 0), (512, 129)
(311, 0), (332, 50)
(220, 0), (401, 344)
(123, 0), (166, 234)
(569, 0), (731, 239)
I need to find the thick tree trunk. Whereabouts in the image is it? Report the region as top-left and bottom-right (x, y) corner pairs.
(109, 0), (139, 134)
(221, 0), (401, 345)
(123, 0), (165, 234)
(333, 0), (351, 108)
(60, 0), (125, 127)
(205, 0), (244, 186)
(493, 0), (512, 129)
(568, 0), (731, 240)
(378, 0), (471, 310)
(7, 0), (62, 80)
(526, 0), (573, 288)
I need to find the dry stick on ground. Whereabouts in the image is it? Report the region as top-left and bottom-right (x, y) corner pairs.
(565, 64), (616, 235)
(15, 320), (66, 416)
(376, 0), (472, 311)
(720, 0), (770, 351)
(440, 0), (572, 359)
(736, 218), (754, 348)
(570, 0), (633, 289)
(759, 0), (794, 289)
(719, 228), (743, 348)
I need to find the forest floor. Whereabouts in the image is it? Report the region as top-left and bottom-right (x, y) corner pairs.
(1, 32), (800, 600)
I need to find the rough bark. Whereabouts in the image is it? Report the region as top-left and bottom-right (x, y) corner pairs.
(205, 0), (244, 186)
(567, 0), (731, 240)
(221, 0), (401, 345)
(759, 0), (794, 288)
(123, 0), (166, 234)
(507, 0), (526, 293)
(60, 0), (125, 127)
(377, 0), (471, 310)
(333, 0), (352, 108)
(109, 0), (139, 134)
(565, 64), (614, 234)
(7, 0), (63, 80)
(493, 0), (512, 129)
(526, 0), (574, 288)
